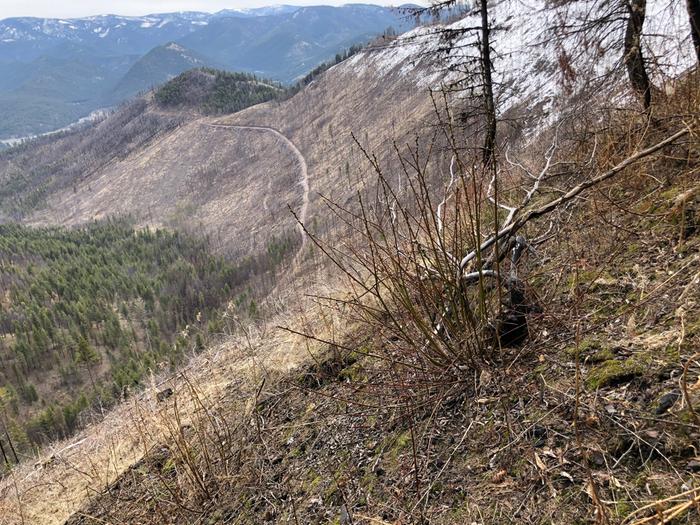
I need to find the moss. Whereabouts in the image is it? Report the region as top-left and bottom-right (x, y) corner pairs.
(430, 480), (444, 495)
(338, 361), (366, 382)
(307, 472), (323, 492)
(685, 316), (700, 338)
(534, 363), (549, 375)
(566, 269), (598, 288)
(677, 408), (698, 424)
(662, 345), (680, 363)
(591, 348), (616, 362)
(566, 339), (615, 363)
(586, 358), (645, 389)
(323, 481), (338, 501)
(661, 186), (685, 201)
(161, 457), (176, 475)
(360, 471), (377, 495)
(614, 500), (633, 518)
(394, 430), (412, 451)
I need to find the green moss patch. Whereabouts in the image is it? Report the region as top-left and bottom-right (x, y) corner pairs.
(585, 358), (645, 389)
(566, 339), (616, 363)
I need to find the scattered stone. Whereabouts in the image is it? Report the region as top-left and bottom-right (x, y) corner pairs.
(643, 429), (660, 440)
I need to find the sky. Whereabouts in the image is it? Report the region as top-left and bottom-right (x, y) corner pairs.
(0, 0), (402, 19)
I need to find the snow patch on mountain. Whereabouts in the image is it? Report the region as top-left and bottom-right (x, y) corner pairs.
(344, 0), (694, 121)
(165, 42), (186, 52)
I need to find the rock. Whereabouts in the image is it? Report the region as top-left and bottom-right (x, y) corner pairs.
(589, 450), (606, 467)
(340, 504), (352, 524)
(527, 425), (547, 446)
(643, 429), (660, 440)
(686, 459), (700, 472)
(655, 390), (680, 414)
(156, 387), (173, 402)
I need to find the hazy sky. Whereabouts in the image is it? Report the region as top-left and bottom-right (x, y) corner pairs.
(0, 1), (402, 19)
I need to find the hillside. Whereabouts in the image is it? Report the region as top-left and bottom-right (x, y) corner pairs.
(0, 50), (135, 139)
(153, 68), (284, 114)
(109, 43), (214, 102)
(0, 220), (271, 454)
(0, 71), (285, 244)
(0, 1), (698, 524)
(55, 170), (700, 524)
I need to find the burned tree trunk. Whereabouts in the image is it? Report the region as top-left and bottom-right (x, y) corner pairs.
(624, 0), (652, 109)
(689, 0), (700, 63)
(479, 0), (497, 167)
(0, 435), (8, 466)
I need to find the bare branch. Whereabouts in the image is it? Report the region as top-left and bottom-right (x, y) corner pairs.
(459, 127), (690, 272)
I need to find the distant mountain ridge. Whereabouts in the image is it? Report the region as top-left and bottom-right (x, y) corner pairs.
(0, 4), (416, 139)
(110, 43), (213, 101)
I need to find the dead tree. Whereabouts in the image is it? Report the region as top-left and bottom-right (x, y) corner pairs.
(623, 0), (652, 109)
(689, 0), (700, 63)
(407, 1), (498, 165)
(479, 0), (497, 167)
(0, 436), (9, 466)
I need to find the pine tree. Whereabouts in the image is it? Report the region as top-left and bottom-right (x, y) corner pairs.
(75, 336), (100, 392)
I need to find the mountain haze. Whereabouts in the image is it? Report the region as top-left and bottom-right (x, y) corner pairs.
(0, 4), (415, 139)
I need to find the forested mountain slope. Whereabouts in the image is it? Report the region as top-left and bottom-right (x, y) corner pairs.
(0, 220), (250, 453)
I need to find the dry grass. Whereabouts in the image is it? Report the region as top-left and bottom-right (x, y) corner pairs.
(28, 115), (301, 260)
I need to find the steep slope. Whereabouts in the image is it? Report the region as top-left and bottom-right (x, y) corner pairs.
(3, 0), (695, 266)
(8, 62), (433, 266)
(0, 78), (297, 258)
(0, 221), (250, 449)
(0, 2), (697, 523)
(0, 98), (184, 221)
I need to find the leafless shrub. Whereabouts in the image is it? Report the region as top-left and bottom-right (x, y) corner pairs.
(293, 77), (693, 413)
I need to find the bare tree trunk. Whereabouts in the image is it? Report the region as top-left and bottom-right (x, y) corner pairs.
(3, 427), (18, 463)
(624, 0), (652, 109)
(689, 0), (700, 63)
(1, 411), (19, 463)
(479, 0), (497, 167)
(0, 435), (8, 465)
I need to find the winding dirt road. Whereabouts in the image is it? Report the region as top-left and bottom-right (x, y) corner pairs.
(204, 123), (309, 266)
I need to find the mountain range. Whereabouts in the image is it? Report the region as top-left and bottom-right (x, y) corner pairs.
(0, 4), (416, 139)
